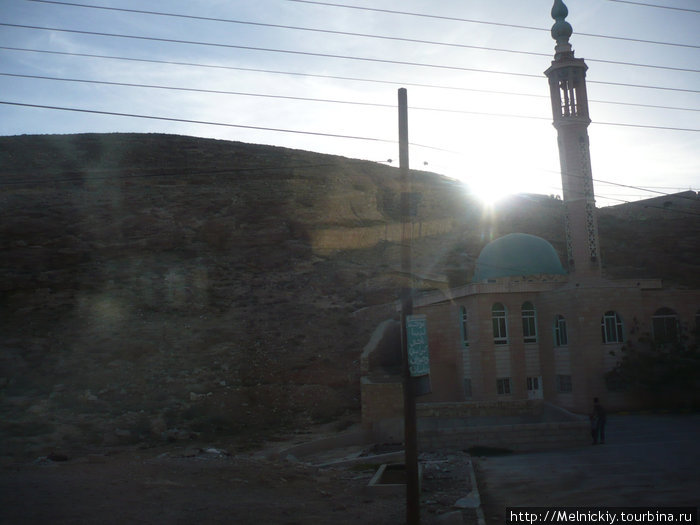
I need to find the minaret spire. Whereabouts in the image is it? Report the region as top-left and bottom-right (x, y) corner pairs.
(544, 0), (602, 279)
(551, 0), (573, 58)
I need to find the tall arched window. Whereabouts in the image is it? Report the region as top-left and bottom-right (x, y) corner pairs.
(459, 306), (469, 347)
(601, 311), (624, 344)
(554, 315), (568, 347)
(521, 301), (537, 343)
(652, 307), (679, 344)
(492, 303), (508, 345)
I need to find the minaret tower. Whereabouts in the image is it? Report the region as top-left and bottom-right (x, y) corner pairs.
(545, 0), (602, 279)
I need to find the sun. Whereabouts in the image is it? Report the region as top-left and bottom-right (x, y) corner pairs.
(467, 175), (509, 206)
(439, 157), (513, 206)
(423, 116), (539, 206)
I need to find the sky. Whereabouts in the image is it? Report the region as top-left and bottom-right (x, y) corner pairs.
(1, 0), (698, 206)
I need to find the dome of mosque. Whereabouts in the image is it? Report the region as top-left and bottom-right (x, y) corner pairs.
(473, 233), (567, 282)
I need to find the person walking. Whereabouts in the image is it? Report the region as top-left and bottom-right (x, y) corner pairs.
(593, 397), (606, 444)
(589, 411), (598, 445)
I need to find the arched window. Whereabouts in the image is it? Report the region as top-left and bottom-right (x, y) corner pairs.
(492, 303), (508, 345)
(601, 311), (624, 344)
(459, 306), (469, 347)
(652, 307), (679, 344)
(554, 315), (568, 347)
(521, 301), (537, 343)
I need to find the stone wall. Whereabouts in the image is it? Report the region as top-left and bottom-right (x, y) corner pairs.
(417, 399), (543, 419)
(417, 401), (588, 452)
(360, 319), (401, 376)
(360, 377), (403, 429)
(361, 390), (590, 451)
(418, 419), (589, 452)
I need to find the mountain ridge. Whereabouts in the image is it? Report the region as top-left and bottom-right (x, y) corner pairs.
(1, 132), (697, 455)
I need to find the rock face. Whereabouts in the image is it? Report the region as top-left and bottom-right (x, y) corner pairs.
(0, 133), (697, 455)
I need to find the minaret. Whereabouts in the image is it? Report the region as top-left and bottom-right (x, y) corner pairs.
(544, 0), (602, 278)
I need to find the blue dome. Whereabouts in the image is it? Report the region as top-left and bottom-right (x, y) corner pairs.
(473, 233), (566, 282)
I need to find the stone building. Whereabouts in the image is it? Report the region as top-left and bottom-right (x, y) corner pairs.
(412, 237), (698, 413)
(361, 0), (699, 429)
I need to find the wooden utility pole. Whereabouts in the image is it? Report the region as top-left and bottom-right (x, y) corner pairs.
(398, 87), (420, 525)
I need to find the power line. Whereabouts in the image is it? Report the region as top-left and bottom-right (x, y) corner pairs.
(0, 72), (552, 123)
(22, 0), (700, 74)
(588, 79), (697, 94)
(538, 180), (700, 216)
(0, 72), (400, 110)
(598, 99), (699, 113)
(465, 170), (699, 213)
(565, 181), (698, 204)
(580, 194), (700, 216)
(596, 196), (700, 216)
(535, 165), (700, 206)
(607, 0), (700, 13)
(0, 100), (394, 143)
(446, 155), (699, 208)
(593, 121), (699, 132)
(593, 177), (699, 200)
(601, 192), (691, 198)
(419, 158), (698, 206)
(0, 44), (539, 95)
(456, 176), (699, 216)
(25, 1), (556, 58)
(550, 166), (700, 201)
(3, 74), (699, 132)
(2, 46), (697, 113)
(286, 0), (700, 49)
(0, 23), (539, 80)
(590, 57), (698, 74)
(632, 184), (700, 190)
(0, 100), (455, 152)
(2, 25), (697, 94)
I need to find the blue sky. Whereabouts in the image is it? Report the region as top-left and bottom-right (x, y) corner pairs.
(1, 0), (698, 206)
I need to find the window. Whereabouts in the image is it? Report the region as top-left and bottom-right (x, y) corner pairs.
(492, 303), (508, 345)
(554, 315), (568, 347)
(652, 307), (679, 344)
(521, 301), (537, 343)
(526, 376), (540, 391)
(496, 377), (511, 395)
(463, 378), (472, 398)
(556, 374), (572, 393)
(601, 311), (624, 344)
(459, 306), (469, 347)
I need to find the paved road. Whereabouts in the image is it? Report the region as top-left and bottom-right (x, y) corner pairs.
(473, 414), (700, 520)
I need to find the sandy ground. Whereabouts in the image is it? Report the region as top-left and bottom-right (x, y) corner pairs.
(1, 442), (478, 525)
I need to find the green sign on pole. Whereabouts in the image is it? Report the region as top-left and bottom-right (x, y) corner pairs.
(406, 314), (429, 377)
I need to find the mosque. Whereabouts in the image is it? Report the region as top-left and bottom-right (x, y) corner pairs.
(361, 0), (699, 424)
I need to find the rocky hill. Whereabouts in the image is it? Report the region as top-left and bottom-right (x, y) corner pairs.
(1, 133), (698, 457)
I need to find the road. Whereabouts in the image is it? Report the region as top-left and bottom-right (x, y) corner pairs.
(473, 414), (700, 520)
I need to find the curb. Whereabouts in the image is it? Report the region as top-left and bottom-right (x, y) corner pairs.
(467, 458), (487, 525)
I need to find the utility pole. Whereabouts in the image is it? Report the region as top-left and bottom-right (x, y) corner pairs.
(398, 87), (420, 525)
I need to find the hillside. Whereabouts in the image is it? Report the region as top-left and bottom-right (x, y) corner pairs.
(1, 133), (698, 456)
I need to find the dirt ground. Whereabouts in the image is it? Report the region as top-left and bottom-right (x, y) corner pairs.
(0, 440), (478, 525)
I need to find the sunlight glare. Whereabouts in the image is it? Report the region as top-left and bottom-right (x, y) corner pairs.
(424, 113), (564, 207)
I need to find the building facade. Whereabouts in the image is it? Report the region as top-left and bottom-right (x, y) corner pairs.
(361, 1), (699, 422)
(408, 0), (699, 413)
(413, 267), (699, 413)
